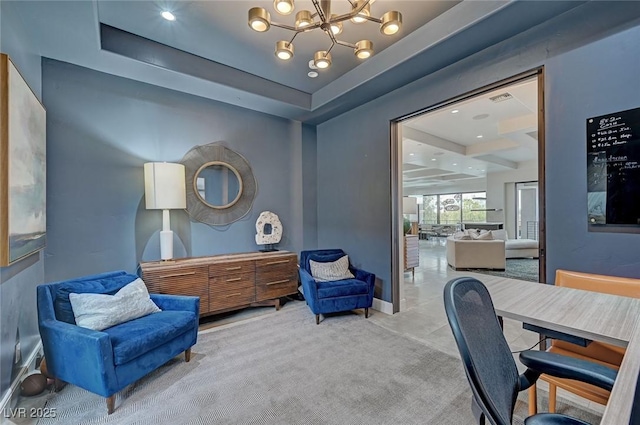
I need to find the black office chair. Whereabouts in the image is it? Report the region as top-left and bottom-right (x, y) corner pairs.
(443, 277), (618, 425)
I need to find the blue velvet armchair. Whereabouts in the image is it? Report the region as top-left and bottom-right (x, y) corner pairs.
(37, 270), (199, 414)
(299, 249), (375, 324)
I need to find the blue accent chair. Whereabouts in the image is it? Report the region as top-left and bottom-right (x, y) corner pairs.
(299, 249), (375, 324)
(37, 270), (199, 414)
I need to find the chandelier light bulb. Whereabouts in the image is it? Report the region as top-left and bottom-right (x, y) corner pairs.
(295, 10), (313, 29)
(275, 40), (294, 60)
(350, 1), (370, 24)
(314, 51), (332, 69)
(380, 11), (402, 35)
(354, 40), (373, 59)
(329, 14), (343, 35)
(274, 0), (294, 15)
(248, 7), (271, 32)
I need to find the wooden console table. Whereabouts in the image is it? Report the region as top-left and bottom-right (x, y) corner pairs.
(139, 251), (298, 317)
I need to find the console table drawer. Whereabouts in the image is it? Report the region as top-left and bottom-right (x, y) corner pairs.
(256, 276), (298, 301)
(210, 286), (255, 312)
(142, 266), (209, 313)
(255, 255), (297, 270)
(209, 260), (255, 277)
(210, 272), (255, 292)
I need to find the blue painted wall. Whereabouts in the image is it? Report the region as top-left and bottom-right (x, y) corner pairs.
(316, 3), (640, 301)
(302, 124), (318, 250)
(0, 0), (45, 402)
(42, 59), (309, 282)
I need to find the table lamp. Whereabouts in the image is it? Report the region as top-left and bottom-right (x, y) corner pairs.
(403, 196), (418, 235)
(144, 162), (186, 260)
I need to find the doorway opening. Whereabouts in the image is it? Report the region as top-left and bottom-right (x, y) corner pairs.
(391, 69), (546, 313)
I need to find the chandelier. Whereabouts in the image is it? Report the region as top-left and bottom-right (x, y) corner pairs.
(248, 0), (402, 70)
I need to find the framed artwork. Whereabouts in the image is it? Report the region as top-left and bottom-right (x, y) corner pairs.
(0, 54), (46, 266)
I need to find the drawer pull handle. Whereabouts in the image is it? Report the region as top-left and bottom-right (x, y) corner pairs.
(226, 277), (242, 282)
(265, 260), (290, 265)
(225, 292), (242, 298)
(160, 271), (196, 279)
(225, 266), (242, 271)
(266, 279), (290, 286)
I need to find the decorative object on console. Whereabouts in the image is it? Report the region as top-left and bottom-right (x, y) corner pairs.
(248, 0), (402, 69)
(0, 54), (47, 266)
(144, 162), (186, 260)
(181, 142), (257, 226)
(255, 210), (282, 251)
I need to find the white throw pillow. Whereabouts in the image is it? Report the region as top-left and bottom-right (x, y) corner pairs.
(309, 255), (355, 282)
(471, 230), (494, 240)
(453, 231), (472, 240)
(69, 278), (161, 331)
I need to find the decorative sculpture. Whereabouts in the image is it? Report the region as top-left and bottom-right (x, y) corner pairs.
(255, 211), (282, 251)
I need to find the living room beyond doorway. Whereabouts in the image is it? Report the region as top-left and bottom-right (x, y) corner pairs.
(394, 70), (545, 311)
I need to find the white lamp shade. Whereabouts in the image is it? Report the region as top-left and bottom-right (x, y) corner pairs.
(402, 196), (417, 215)
(144, 162), (187, 210)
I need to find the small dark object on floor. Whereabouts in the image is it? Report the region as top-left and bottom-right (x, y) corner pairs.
(39, 357), (52, 378)
(20, 373), (47, 396)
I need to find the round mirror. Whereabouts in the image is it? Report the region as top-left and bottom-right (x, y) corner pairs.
(181, 142), (257, 226)
(194, 161), (243, 209)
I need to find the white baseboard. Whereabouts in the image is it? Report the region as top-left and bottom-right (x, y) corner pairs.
(372, 298), (394, 315)
(0, 341), (43, 415)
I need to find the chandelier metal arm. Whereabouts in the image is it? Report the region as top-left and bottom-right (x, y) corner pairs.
(270, 21), (323, 32)
(362, 15), (382, 24)
(334, 39), (357, 49)
(312, 0), (328, 23)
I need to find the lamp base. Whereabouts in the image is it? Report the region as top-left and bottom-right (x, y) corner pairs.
(160, 230), (174, 260)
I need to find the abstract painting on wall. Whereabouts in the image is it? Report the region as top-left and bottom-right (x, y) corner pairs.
(0, 54), (46, 266)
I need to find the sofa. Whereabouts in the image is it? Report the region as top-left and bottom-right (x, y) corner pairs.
(37, 270), (199, 414)
(492, 229), (539, 258)
(446, 236), (506, 270)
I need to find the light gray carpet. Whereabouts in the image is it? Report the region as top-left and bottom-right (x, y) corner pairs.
(36, 304), (600, 424)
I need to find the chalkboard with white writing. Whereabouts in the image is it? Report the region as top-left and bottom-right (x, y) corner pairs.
(587, 106), (640, 229)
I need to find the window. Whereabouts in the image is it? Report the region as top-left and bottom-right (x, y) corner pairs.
(420, 191), (487, 226)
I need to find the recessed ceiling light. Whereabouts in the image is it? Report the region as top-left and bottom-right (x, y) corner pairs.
(468, 167), (473, 169)
(451, 110), (459, 114)
(481, 169), (485, 172)
(308, 71), (318, 78)
(409, 153), (415, 156)
(452, 163), (457, 166)
(161, 11), (176, 21)
(431, 158), (437, 161)
(476, 135), (483, 138)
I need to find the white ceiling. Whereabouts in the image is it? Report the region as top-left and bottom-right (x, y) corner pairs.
(403, 77), (538, 192)
(10, 0), (590, 123)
